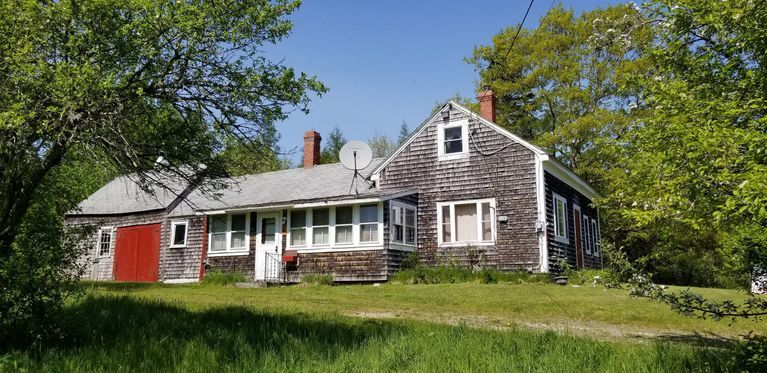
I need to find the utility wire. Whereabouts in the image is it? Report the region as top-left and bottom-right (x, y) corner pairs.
(501, 0), (536, 63)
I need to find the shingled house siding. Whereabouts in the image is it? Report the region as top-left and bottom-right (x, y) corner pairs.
(66, 211), (166, 281)
(159, 216), (205, 281)
(544, 171), (601, 270)
(294, 250), (388, 282)
(378, 107), (540, 271)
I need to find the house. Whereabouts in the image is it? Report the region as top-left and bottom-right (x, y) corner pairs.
(66, 90), (602, 283)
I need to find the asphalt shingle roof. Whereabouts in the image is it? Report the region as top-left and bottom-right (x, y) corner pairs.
(70, 159), (388, 217)
(169, 159), (385, 217)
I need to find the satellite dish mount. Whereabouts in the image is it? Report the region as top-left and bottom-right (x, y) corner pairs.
(339, 141), (373, 196)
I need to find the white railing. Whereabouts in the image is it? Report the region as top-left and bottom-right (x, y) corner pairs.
(264, 252), (282, 282)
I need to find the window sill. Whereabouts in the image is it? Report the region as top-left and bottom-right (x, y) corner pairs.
(553, 236), (569, 245)
(437, 153), (469, 162)
(438, 241), (495, 247)
(207, 250), (250, 257)
(169, 244), (186, 249)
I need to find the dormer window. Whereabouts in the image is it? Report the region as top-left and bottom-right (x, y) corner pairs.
(437, 119), (469, 160)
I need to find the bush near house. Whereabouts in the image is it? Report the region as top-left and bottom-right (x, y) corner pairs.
(390, 266), (549, 285)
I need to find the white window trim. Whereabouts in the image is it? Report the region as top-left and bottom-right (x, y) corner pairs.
(591, 218), (599, 257)
(288, 209), (309, 247)
(169, 220), (188, 248)
(583, 215), (592, 255)
(286, 202), (384, 252)
(437, 119), (470, 161)
(311, 207), (331, 247)
(96, 226), (114, 257)
(437, 198), (496, 247)
(390, 201), (417, 247)
(552, 193), (569, 244)
(207, 213), (250, 257)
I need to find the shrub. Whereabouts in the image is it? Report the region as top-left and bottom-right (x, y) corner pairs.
(301, 274), (333, 286)
(727, 333), (767, 372)
(202, 270), (246, 286)
(390, 266), (549, 285)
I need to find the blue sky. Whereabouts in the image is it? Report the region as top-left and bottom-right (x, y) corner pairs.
(270, 0), (622, 163)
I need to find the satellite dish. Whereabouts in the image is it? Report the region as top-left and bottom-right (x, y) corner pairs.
(339, 140), (373, 170)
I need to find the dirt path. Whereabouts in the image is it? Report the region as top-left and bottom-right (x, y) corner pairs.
(344, 310), (736, 346)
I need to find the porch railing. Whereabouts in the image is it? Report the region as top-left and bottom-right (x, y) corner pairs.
(264, 252), (282, 282)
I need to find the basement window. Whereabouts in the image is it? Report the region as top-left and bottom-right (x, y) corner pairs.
(97, 227), (113, 257)
(170, 220), (188, 248)
(437, 199), (495, 246)
(553, 193), (569, 243)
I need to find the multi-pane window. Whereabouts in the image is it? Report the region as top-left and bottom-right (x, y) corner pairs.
(208, 214), (249, 254)
(170, 221), (188, 248)
(359, 204), (379, 243)
(553, 194), (568, 242)
(391, 203), (416, 245)
(312, 208), (330, 245)
(97, 227), (113, 256)
(335, 206), (353, 244)
(438, 199), (495, 245)
(437, 120), (469, 160)
(290, 210), (307, 246)
(443, 126), (463, 154)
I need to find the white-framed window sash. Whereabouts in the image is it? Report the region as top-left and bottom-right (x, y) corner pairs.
(437, 198), (496, 246)
(287, 202), (384, 252)
(96, 227), (114, 257)
(207, 213), (250, 256)
(552, 193), (569, 244)
(390, 201), (417, 247)
(170, 220), (188, 248)
(437, 119), (470, 161)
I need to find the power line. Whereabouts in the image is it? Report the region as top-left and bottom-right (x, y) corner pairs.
(501, 0), (536, 62)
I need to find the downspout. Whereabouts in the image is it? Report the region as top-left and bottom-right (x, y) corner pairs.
(536, 155), (549, 273)
(199, 215), (208, 281)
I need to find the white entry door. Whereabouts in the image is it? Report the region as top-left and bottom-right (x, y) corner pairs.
(255, 212), (282, 281)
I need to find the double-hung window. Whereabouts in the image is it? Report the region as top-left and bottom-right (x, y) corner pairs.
(97, 227), (113, 257)
(208, 214), (249, 255)
(583, 215), (592, 255)
(290, 210), (307, 246)
(437, 119), (469, 160)
(437, 199), (495, 245)
(312, 208), (330, 245)
(359, 204), (379, 243)
(334, 206), (353, 244)
(553, 193), (568, 243)
(391, 203), (417, 246)
(170, 220), (188, 248)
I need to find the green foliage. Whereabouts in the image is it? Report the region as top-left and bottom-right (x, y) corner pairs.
(367, 133), (397, 158)
(390, 266), (549, 285)
(319, 127), (346, 164)
(215, 133), (283, 177)
(0, 294), (729, 372)
(300, 274), (333, 286)
(728, 333), (767, 372)
(201, 270), (246, 286)
(0, 149), (112, 347)
(397, 121), (410, 144)
(468, 4), (652, 180)
(399, 252), (420, 270)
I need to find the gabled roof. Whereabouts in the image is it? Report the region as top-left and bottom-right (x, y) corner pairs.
(371, 101), (600, 199)
(69, 173), (191, 216)
(169, 159), (387, 216)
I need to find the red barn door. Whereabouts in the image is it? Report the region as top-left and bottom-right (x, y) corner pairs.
(114, 223), (161, 282)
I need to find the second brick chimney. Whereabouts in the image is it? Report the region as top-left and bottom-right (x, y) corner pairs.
(303, 130), (322, 168)
(477, 87), (497, 123)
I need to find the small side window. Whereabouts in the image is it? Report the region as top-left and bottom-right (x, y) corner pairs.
(97, 227), (113, 257)
(552, 194), (568, 243)
(170, 221), (188, 248)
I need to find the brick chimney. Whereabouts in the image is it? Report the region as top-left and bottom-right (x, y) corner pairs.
(477, 87), (496, 123)
(303, 130), (322, 168)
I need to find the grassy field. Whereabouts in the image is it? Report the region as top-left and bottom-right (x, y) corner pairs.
(2, 282), (764, 372)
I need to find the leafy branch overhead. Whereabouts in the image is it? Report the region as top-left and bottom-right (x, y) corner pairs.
(0, 0), (327, 251)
